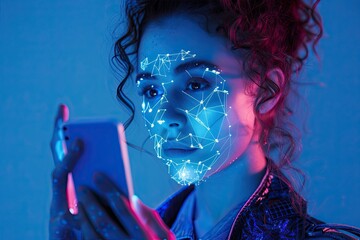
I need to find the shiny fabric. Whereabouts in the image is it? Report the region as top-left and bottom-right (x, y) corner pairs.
(156, 160), (360, 239)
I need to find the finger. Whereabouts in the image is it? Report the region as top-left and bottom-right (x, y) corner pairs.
(49, 219), (77, 240)
(49, 210), (81, 240)
(132, 195), (175, 240)
(50, 104), (70, 163)
(78, 203), (103, 240)
(93, 173), (152, 239)
(50, 139), (83, 218)
(78, 187), (128, 239)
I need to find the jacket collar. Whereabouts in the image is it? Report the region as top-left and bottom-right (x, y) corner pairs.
(156, 159), (306, 238)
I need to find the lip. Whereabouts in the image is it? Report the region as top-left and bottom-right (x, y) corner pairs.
(163, 148), (198, 157)
(162, 141), (193, 149)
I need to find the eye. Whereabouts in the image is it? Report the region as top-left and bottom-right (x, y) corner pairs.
(186, 78), (210, 91)
(142, 85), (163, 99)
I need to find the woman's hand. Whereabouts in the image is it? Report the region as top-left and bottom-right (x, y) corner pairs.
(49, 104), (82, 239)
(49, 104), (175, 239)
(77, 173), (175, 239)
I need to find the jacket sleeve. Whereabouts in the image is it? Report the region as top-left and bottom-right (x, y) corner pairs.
(304, 216), (360, 240)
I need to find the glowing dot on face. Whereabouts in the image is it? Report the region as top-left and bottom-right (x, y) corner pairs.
(203, 107), (206, 110)
(186, 159), (190, 163)
(215, 139), (219, 143)
(157, 120), (165, 125)
(198, 161), (202, 165)
(149, 108), (153, 113)
(208, 167), (211, 170)
(141, 102), (145, 109)
(190, 144), (194, 148)
(157, 143), (161, 148)
(225, 113), (228, 116)
(151, 124), (154, 128)
(185, 110), (189, 113)
(199, 144), (203, 149)
(189, 133), (192, 136)
(229, 106), (232, 109)
(229, 134), (232, 137)
(200, 100), (204, 104)
(229, 125), (231, 128)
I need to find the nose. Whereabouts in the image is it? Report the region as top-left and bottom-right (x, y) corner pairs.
(161, 102), (187, 138)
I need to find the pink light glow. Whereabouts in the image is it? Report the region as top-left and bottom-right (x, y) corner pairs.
(66, 173), (78, 215)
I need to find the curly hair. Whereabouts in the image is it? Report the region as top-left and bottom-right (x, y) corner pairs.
(112, 0), (322, 189)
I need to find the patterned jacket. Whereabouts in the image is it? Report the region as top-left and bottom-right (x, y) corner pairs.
(156, 161), (360, 239)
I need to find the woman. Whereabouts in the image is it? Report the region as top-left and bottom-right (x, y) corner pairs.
(49, 0), (360, 239)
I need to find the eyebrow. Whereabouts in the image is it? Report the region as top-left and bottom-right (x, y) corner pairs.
(174, 60), (219, 74)
(135, 60), (219, 81)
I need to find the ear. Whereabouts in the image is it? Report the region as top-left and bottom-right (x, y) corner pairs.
(258, 68), (285, 114)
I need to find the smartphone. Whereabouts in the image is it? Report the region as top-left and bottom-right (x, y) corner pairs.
(61, 118), (134, 214)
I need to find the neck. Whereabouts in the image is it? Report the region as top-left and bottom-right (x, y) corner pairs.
(194, 141), (267, 237)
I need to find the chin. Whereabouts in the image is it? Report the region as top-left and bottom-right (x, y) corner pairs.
(159, 148), (233, 185)
(162, 157), (207, 185)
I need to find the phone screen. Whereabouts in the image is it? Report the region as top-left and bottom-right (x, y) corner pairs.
(62, 119), (134, 214)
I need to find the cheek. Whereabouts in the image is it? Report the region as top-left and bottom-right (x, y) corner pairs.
(141, 94), (167, 126)
(232, 94), (255, 128)
(184, 87), (229, 137)
(225, 92), (256, 154)
(225, 79), (256, 132)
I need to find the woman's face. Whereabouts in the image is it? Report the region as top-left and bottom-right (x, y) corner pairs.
(136, 14), (256, 185)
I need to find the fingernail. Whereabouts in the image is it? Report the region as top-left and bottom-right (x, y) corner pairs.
(59, 104), (69, 121)
(131, 195), (140, 213)
(57, 104), (66, 117)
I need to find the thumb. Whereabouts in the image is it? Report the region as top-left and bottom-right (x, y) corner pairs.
(131, 195), (175, 240)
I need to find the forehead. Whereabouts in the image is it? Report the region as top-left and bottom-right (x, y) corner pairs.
(138, 15), (228, 68)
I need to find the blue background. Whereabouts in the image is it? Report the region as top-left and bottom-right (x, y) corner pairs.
(0, 0), (359, 239)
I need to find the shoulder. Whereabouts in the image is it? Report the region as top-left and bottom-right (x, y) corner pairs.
(230, 162), (360, 239)
(155, 162), (360, 239)
(229, 167), (308, 239)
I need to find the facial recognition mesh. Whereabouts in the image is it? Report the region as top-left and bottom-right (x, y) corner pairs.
(137, 50), (232, 185)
